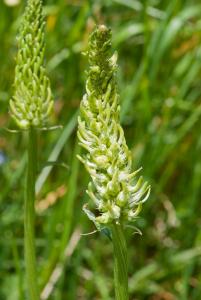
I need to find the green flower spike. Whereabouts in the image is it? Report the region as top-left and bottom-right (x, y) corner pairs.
(77, 25), (150, 226)
(9, 0), (53, 129)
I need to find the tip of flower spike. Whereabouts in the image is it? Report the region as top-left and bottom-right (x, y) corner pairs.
(98, 25), (108, 32)
(93, 24), (111, 42)
(98, 24), (111, 35)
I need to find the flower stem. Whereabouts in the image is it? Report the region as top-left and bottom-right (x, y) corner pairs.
(112, 223), (129, 300)
(24, 127), (39, 300)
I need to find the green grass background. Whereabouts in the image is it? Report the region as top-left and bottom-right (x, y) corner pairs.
(0, 0), (201, 299)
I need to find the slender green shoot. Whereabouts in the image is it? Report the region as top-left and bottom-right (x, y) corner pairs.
(24, 127), (39, 300)
(112, 223), (128, 300)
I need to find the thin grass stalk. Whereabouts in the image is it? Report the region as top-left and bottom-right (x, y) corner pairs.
(24, 127), (39, 300)
(112, 223), (128, 300)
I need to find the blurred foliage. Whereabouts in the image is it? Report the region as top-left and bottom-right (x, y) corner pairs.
(0, 0), (201, 299)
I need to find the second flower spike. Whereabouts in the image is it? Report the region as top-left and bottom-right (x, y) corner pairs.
(9, 0), (53, 129)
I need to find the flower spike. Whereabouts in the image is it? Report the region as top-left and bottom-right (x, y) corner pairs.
(9, 0), (53, 129)
(77, 25), (150, 225)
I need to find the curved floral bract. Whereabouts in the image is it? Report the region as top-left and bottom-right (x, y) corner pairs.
(77, 25), (150, 225)
(9, 0), (53, 129)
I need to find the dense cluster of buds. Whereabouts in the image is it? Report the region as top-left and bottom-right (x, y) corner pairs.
(77, 25), (150, 225)
(9, 0), (53, 129)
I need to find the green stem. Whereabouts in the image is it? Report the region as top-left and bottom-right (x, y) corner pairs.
(112, 222), (128, 300)
(24, 127), (39, 300)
